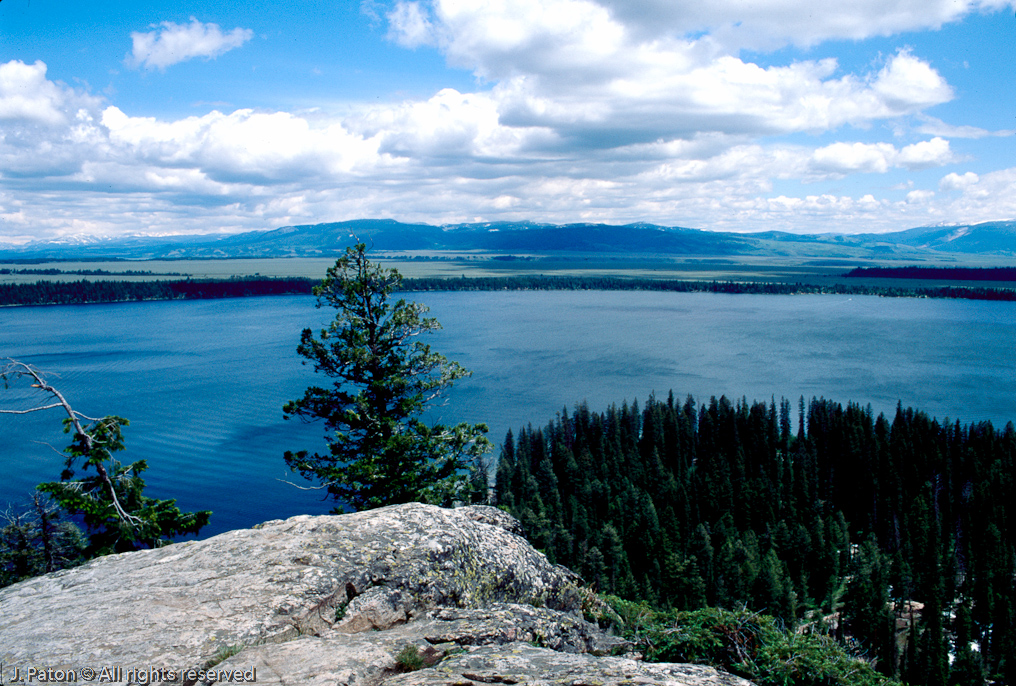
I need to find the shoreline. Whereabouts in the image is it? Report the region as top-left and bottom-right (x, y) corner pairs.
(2, 274), (1015, 307)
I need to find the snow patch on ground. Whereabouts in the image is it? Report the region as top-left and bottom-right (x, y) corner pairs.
(944, 226), (971, 242)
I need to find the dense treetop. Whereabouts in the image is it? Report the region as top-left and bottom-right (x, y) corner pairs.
(496, 393), (1015, 685)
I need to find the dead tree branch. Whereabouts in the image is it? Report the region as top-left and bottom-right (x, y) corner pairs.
(1, 358), (142, 527)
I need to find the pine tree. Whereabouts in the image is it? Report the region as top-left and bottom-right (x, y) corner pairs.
(284, 244), (491, 510)
(844, 537), (895, 673)
(2, 360), (210, 556)
(753, 548), (797, 625)
(494, 429), (517, 508)
(950, 602), (984, 686)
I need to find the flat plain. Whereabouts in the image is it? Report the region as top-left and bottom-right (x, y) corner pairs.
(4, 253), (1016, 292)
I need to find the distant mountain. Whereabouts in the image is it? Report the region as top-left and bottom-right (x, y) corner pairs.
(857, 221), (1016, 254)
(747, 221), (1016, 256)
(200, 220), (756, 256)
(2, 219), (1015, 261)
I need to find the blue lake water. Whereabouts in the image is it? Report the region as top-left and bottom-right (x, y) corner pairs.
(2, 291), (1014, 536)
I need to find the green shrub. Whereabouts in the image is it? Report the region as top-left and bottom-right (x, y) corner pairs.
(395, 645), (426, 672)
(204, 643), (244, 669)
(601, 600), (901, 686)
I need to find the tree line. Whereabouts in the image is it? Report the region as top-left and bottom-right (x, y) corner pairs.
(403, 275), (1016, 301)
(495, 394), (1015, 685)
(0, 277), (316, 306)
(3, 274), (1016, 307)
(0, 268), (180, 276)
(845, 266), (1016, 281)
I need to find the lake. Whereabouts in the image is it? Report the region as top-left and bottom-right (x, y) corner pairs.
(2, 291), (1014, 536)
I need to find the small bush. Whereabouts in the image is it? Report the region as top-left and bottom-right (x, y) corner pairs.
(602, 601), (902, 686)
(204, 643), (244, 669)
(395, 645), (426, 672)
(595, 594), (655, 634)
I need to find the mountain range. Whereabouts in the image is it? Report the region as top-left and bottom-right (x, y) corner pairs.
(2, 219), (1015, 261)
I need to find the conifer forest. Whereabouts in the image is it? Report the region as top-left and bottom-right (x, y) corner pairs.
(495, 394), (1015, 685)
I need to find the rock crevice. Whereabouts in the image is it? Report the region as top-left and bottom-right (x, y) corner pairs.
(0, 503), (752, 686)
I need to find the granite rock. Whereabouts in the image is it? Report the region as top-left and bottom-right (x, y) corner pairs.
(0, 503), (753, 686)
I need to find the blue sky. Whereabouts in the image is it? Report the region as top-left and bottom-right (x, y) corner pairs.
(1, 0), (1015, 242)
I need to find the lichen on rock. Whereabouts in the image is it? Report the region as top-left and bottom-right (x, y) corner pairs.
(0, 503), (752, 686)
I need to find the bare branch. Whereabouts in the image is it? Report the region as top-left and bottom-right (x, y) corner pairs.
(2, 357), (142, 528)
(0, 403), (66, 414)
(274, 477), (335, 491)
(30, 440), (66, 459)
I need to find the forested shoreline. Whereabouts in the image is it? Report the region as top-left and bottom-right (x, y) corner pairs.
(2, 274), (1016, 306)
(495, 394), (1015, 685)
(0, 267), (182, 276)
(845, 266), (1016, 281)
(0, 277), (317, 306)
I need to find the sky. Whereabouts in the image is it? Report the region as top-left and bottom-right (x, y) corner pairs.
(1, 0), (1016, 243)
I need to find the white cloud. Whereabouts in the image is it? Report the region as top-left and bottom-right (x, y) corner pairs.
(0, 60), (71, 126)
(858, 194), (883, 211)
(387, 2), (436, 48)
(871, 50), (953, 111)
(811, 142), (896, 174)
(917, 115), (1015, 139)
(397, 3), (956, 149)
(907, 189), (935, 204)
(807, 138), (953, 176)
(897, 137), (954, 169)
(3, 0), (1015, 242)
(584, 0), (1014, 51)
(101, 106), (390, 183)
(0, 63), (107, 185)
(126, 18), (253, 71)
(0, 55), (990, 240)
(939, 171), (980, 191)
(352, 88), (537, 161)
(936, 167), (1016, 219)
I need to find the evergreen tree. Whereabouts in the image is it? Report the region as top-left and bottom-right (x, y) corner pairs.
(950, 602), (984, 686)
(284, 244), (491, 511)
(844, 538), (895, 674)
(2, 360), (210, 556)
(38, 415), (210, 554)
(0, 493), (86, 587)
(662, 552), (707, 609)
(494, 429), (517, 508)
(753, 548), (797, 625)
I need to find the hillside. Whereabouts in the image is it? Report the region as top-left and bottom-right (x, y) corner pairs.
(3, 219), (1016, 261)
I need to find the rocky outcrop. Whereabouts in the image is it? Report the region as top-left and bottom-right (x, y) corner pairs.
(0, 503), (752, 686)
